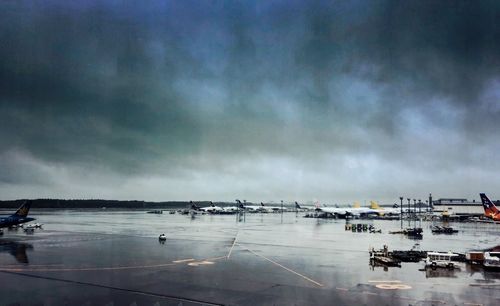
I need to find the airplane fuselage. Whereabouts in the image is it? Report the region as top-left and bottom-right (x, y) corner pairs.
(0, 216), (36, 228)
(199, 206), (223, 213)
(485, 211), (500, 221)
(317, 207), (374, 217)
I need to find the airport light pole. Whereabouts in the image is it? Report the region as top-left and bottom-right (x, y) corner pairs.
(236, 199), (240, 223)
(413, 199), (417, 227)
(407, 198), (411, 226)
(281, 200), (283, 223)
(418, 199), (422, 226)
(399, 197), (403, 229)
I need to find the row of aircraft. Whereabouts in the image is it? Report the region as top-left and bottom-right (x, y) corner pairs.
(307, 195), (500, 221)
(190, 200), (283, 214)
(191, 200), (390, 215)
(297, 201), (401, 218)
(1, 193), (499, 231)
(190, 195), (500, 221)
(190, 201), (239, 214)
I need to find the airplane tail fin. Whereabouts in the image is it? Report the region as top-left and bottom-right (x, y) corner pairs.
(295, 201), (301, 209)
(479, 193), (500, 217)
(261, 202), (265, 207)
(370, 201), (383, 210)
(12, 201), (31, 217)
(190, 201), (200, 210)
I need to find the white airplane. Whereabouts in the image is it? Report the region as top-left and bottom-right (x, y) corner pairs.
(260, 202), (284, 212)
(294, 202), (316, 211)
(236, 200), (266, 212)
(369, 201), (401, 216)
(220, 203), (240, 214)
(315, 202), (373, 218)
(190, 201), (223, 214)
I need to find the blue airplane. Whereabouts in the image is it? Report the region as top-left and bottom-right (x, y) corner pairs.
(0, 201), (35, 228)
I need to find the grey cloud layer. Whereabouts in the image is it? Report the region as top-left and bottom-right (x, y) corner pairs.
(1, 1), (499, 201)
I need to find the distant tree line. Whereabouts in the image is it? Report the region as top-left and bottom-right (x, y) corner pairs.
(0, 199), (212, 209)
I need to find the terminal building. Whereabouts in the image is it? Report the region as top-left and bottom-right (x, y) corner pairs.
(431, 198), (484, 216)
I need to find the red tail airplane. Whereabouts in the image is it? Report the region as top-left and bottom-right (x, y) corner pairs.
(479, 193), (500, 221)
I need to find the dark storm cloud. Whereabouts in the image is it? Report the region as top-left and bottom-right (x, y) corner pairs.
(293, 1), (500, 130)
(1, 0), (499, 201)
(348, 1), (500, 107)
(0, 1), (203, 173)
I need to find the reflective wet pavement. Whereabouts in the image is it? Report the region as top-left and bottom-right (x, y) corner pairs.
(1, 210), (499, 305)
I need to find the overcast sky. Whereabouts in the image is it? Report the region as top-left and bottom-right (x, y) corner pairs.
(1, 1), (499, 204)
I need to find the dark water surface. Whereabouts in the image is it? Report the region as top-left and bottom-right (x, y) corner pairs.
(0, 210), (499, 305)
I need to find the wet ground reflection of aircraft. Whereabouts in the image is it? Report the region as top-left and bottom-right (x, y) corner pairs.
(0, 240), (33, 264)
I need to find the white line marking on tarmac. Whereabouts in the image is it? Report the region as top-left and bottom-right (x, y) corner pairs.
(188, 261), (215, 267)
(227, 231), (238, 259)
(0, 254), (232, 273)
(375, 284), (411, 290)
(172, 259), (195, 263)
(368, 280), (402, 283)
(186, 256), (227, 267)
(205, 256), (228, 261)
(237, 243), (323, 287)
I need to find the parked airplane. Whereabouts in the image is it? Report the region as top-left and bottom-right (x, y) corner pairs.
(236, 200), (265, 212)
(260, 202), (283, 212)
(315, 202), (374, 218)
(190, 201), (223, 213)
(369, 201), (401, 216)
(295, 202), (315, 211)
(0, 201), (35, 228)
(479, 193), (500, 221)
(220, 203), (239, 214)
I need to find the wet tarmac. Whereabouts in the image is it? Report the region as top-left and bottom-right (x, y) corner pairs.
(1, 210), (499, 305)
